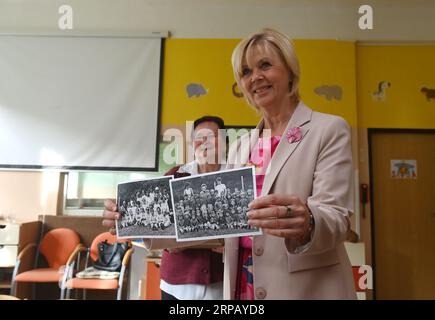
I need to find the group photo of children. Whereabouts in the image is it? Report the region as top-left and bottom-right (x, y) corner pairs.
(116, 176), (175, 238)
(170, 167), (262, 241)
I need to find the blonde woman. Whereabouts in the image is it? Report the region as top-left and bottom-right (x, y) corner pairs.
(224, 28), (356, 300)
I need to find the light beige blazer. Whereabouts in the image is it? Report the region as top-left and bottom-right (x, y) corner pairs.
(224, 101), (356, 300)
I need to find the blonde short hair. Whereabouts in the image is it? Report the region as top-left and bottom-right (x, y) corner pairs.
(231, 28), (300, 109)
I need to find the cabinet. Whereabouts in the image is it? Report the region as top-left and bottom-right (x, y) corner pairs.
(142, 258), (161, 300)
(130, 242), (161, 300)
(0, 223), (19, 293)
(0, 223), (20, 266)
(0, 220), (41, 295)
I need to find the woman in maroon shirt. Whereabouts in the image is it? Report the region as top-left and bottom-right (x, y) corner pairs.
(103, 115), (226, 300)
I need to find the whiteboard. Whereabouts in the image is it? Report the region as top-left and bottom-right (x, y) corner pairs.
(0, 35), (163, 171)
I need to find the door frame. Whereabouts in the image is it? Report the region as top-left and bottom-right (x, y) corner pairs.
(367, 128), (435, 299)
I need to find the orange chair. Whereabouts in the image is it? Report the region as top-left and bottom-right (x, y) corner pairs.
(64, 232), (133, 300)
(10, 228), (82, 299)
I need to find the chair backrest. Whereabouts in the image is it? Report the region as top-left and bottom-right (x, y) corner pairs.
(39, 228), (81, 269)
(89, 232), (128, 262)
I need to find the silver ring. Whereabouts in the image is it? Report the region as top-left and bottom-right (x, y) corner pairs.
(285, 206), (293, 218)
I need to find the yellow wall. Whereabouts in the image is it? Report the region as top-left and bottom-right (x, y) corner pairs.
(296, 40), (358, 128)
(357, 45), (435, 129)
(161, 39), (358, 128)
(161, 39), (259, 127)
(355, 45), (435, 274)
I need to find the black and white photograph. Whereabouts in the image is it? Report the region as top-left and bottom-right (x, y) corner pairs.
(116, 176), (175, 239)
(170, 167), (262, 241)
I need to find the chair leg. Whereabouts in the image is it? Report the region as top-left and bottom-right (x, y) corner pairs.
(10, 280), (17, 297)
(117, 284), (123, 300)
(10, 259), (20, 297)
(60, 285), (66, 300)
(117, 265), (127, 300)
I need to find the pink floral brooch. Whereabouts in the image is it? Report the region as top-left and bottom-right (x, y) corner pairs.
(286, 127), (302, 144)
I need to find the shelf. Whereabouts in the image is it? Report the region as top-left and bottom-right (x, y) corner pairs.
(0, 266), (14, 290)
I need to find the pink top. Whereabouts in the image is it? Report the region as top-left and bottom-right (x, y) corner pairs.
(250, 135), (282, 197)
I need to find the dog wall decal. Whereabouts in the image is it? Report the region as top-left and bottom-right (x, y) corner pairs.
(421, 87), (435, 101)
(372, 81), (391, 101)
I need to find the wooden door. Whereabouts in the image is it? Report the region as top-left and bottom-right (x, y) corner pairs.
(370, 130), (435, 299)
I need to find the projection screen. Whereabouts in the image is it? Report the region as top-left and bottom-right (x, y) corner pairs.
(0, 34), (163, 171)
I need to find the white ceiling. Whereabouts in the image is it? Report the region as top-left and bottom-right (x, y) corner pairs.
(0, 0), (434, 41)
